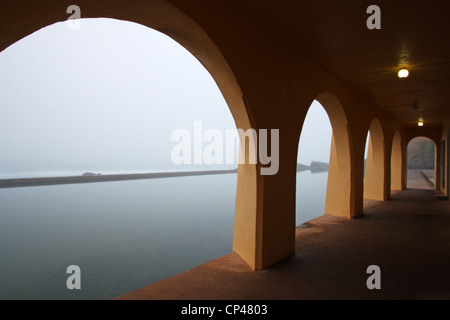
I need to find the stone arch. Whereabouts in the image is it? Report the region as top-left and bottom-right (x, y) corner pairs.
(406, 135), (440, 149)
(391, 130), (405, 191)
(405, 126), (442, 190)
(364, 118), (387, 201)
(0, 2), (260, 269)
(407, 136), (438, 189)
(295, 100), (332, 226)
(407, 136), (437, 169)
(313, 92), (354, 218)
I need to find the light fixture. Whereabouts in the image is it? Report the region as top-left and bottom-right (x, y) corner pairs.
(398, 68), (409, 78)
(418, 120), (424, 127)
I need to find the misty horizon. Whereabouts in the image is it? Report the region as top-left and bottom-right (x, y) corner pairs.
(0, 18), (333, 179)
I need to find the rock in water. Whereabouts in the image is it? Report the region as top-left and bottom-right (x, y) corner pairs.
(310, 161), (329, 173)
(82, 172), (98, 176)
(297, 163), (311, 172)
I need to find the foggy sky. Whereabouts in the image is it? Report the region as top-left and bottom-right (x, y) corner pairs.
(0, 18), (332, 177)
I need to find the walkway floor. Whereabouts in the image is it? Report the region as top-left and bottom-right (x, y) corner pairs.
(117, 171), (450, 300)
(419, 170), (436, 188)
(407, 169), (434, 190)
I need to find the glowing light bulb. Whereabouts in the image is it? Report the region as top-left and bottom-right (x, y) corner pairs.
(398, 69), (409, 78)
(418, 121), (424, 127)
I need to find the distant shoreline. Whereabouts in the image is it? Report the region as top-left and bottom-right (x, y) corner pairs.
(0, 169), (238, 189)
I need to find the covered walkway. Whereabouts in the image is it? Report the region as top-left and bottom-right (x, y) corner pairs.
(117, 172), (450, 300)
(2, 0), (450, 300)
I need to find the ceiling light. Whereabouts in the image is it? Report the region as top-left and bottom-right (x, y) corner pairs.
(418, 121), (424, 127)
(398, 69), (409, 78)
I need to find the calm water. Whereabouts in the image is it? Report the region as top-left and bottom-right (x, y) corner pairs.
(0, 171), (327, 300)
(296, 171), (328, 225)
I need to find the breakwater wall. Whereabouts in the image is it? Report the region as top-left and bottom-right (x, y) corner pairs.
(0, 169), (238, 189)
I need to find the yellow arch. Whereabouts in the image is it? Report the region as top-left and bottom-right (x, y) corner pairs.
(406, 136), (438, 190)
(314, 92), (354, 218)
(364, 118), (387, 201)
(0, 1), (262, 269)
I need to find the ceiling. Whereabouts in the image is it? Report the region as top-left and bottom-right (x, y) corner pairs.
(230, 0), (450, 127)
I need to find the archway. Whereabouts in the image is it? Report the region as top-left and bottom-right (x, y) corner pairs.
(314, 92), (353, 218)
(364, 118), (387, 201)
(0, 17), (245, 299)
(296, 101), (332, 226)
(407, 137), (436, 189)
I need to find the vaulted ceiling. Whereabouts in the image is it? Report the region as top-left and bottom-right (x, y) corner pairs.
(228, 0), (450, 127)
(1, 0), (448, 128)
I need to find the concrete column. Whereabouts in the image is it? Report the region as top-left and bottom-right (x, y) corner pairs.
(401, 132), (408, 190)
(317, 92), (356, 219)
(232, 162), (260, 270)
(233, 130), (297, 270)
(391, 131), (403, 191)
(325, 134), (353, 218)
(443, 124), (450, 196)
(435, 141), (442, 190)
(364, 119), (387, 201)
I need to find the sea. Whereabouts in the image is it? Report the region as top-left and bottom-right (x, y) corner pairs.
(0, 170), (327, 300)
